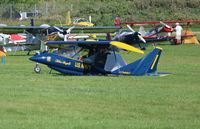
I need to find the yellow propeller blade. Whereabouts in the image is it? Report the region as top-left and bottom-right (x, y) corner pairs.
(110, 41), (144, 54)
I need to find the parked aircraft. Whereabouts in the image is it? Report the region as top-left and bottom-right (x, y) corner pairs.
(0, 25), (121, 54)
(125, 20), (200, 45)
(30, 40), (168, 76)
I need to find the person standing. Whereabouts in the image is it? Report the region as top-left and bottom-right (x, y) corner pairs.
(114, 16), (121, 26)
(174, 23), (183, 44)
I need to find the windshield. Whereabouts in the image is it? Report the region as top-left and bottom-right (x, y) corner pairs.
(78, 18), (88, 22)
(73, 18), (88, 23)
(53, 46), (91, 61)
(53, 46), (81, 58)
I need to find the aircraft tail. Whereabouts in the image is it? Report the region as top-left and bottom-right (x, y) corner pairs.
(113, 47), (168, 76)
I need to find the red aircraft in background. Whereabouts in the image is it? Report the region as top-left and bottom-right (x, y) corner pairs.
(114, 18), (200, 45)
(125, 20), (200, 26)
(125, 20), (200, 45)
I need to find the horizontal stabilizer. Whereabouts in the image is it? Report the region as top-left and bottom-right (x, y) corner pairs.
(147, 72), (171, 76)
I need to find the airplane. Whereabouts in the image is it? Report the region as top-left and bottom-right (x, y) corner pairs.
(112, 24), (166, 50)
(0, 33), (28, 53)
(29, 40), (169, 76)
(63, 11), (94, 27)
(113, 21), (199, 48)
(137, 21), (199, 45)
(0, 24), (121, 54)
(125, 20), (200, 45)
(72, 18), (94, 27)
(125, 20), (200, 26)
(0, 33), (26, 44)
(114, 23), (173, 42)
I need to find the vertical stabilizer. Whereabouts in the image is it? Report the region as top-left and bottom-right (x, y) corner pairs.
(113, 47), (163, 76)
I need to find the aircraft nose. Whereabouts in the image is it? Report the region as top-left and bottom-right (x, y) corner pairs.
(29, 54), (51, 65)
(29, 56), (40, 62)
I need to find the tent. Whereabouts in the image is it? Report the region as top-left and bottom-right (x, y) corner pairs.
(182, 30), (199, 44)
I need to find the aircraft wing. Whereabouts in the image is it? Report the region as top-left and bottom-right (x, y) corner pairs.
(144, 36), (173, 42)
(47, 40), (111, 48)
(0, 26), (49, 34)
(47, 40), (144, 54)
(62, 26), (121, 33)
(0, 25), (121, 34)
(126, 20), (200, 25)
(142, 33), (197, 44)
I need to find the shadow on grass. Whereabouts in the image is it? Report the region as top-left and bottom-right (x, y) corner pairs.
(49, 72), (119, 77)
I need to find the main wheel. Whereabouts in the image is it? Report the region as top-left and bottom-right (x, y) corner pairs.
(34, 64), (41, 73)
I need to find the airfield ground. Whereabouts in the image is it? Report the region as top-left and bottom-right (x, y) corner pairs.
(0, 36), (200, 129)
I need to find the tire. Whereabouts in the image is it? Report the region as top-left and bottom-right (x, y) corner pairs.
(34, 64), (41, 73)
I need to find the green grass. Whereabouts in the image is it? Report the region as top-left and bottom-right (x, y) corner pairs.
(0, 44), (200, 129)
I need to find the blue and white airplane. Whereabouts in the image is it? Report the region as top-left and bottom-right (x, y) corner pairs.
(29, 40), (169, 76)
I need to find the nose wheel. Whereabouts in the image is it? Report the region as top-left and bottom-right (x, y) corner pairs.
(34, 63), (41, 73)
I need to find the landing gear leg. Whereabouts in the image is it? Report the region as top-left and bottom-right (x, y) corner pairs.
(34, 63), (41, 73)
(49, 69), (52, 74)
(27, 50), (31, 55)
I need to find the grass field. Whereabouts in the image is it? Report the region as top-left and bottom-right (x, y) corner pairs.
(0, 42), (200, 129)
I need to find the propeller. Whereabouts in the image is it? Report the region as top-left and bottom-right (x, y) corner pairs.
(53, 26), (64, 33)
(53, 26), (75, 34)
(53, 26), (75, 40)
(66, 26), (75, 34)
(138, 34), (146, 43)
(127, 25), (146, 43)
(127, 24), (135, 32)
(110, 41), (144, 54)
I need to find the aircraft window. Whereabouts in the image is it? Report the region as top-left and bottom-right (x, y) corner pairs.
(54, 46), (81, 59)
(78, 18), (88, 22)
(76, 49), (90, 60)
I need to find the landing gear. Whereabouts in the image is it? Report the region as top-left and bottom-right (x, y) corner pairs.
(27, 51), (30, 55)
(34, 63), (41, 73)
(49, 69), (52, 74)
